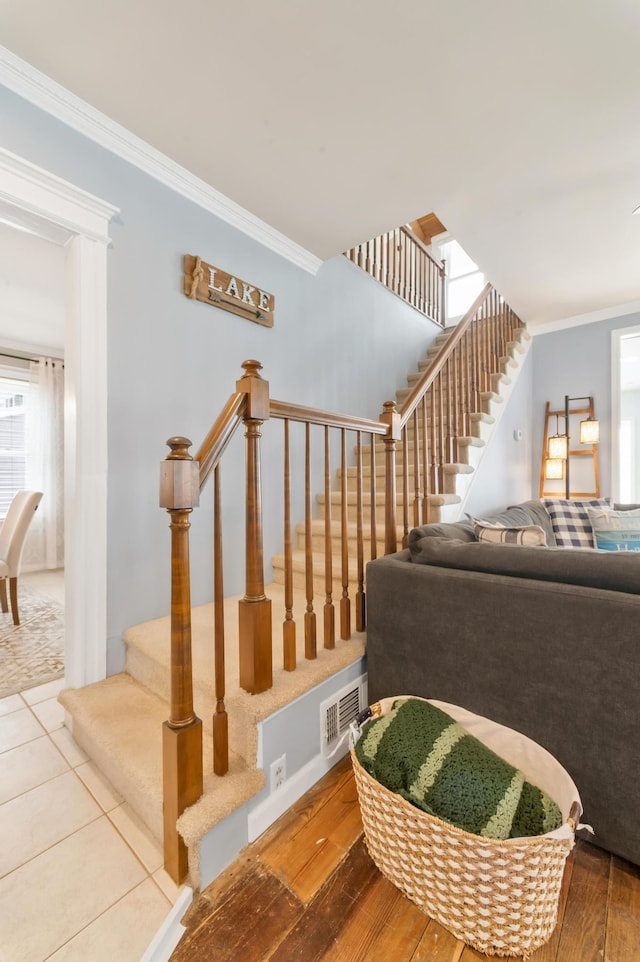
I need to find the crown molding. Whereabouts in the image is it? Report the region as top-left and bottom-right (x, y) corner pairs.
(528, 299), (640, 337)
(0, 45), (322, 275)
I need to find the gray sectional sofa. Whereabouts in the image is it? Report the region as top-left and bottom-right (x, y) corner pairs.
(365, 499), (640, 866)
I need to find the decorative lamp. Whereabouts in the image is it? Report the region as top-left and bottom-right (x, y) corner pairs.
(579, 417), (600, 445)
(545, 459), (564, 481)
(547, 415), (568, 460)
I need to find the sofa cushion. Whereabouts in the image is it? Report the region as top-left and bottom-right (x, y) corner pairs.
(354, 697), (562, 839)
(468, 515), (547, 546)
(542, 498), (612, 548)
(408, 521), (476, 546)
(587, 506), (640, 552)
(408, 535), (640, 594)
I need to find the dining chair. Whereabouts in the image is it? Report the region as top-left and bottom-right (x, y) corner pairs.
(0, 490), (44, 626)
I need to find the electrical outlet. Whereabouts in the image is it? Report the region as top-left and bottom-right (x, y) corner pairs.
(270, 754), (286, 791)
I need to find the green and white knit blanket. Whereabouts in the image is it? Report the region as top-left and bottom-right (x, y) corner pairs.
(354, 698), (562, 840)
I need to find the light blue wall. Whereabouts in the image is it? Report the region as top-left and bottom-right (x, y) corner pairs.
(463, 350), (534, 517)
(532, 311), (640, 500)
(1, 85), (440, 671)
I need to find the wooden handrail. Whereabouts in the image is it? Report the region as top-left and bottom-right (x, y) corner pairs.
(270, 399), (388, 435)
(195, 391), (246, 490)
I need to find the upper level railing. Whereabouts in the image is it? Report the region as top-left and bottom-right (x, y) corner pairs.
(159, 286), (525, 882)
(344, 225), (447, 326)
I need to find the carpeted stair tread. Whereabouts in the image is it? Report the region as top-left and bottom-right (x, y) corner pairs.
(59, 673), (168, 840)
(124, 583), (366, 766)
(59, 673), (266, 870)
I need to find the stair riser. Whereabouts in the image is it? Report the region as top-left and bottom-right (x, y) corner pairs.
(272, 565), (369, 598)
(316, 500), (441, 526)
(296, 529), (389, 556)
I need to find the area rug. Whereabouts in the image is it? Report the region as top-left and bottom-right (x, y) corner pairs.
(0, 584), (64, 699)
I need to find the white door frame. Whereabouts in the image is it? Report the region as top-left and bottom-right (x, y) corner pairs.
(0, 147), (118, 687)
(611, 324), (640, 504)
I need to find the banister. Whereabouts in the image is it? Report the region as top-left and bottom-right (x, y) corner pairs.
(397, 282), (493, 428)
(195, 391), (246, 490)
(270, 399), (388, 435)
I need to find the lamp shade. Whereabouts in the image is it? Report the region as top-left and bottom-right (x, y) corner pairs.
(580, 418), (600, 444)
(545, 458), (565, 480)
(548, 434), (568, 460)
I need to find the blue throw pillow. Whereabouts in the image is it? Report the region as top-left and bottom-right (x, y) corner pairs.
(587, 506), (640, 552)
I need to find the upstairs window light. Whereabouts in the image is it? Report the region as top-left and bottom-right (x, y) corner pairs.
(435, 239), (485, 321)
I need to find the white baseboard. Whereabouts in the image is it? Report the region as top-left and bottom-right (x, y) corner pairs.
(140, 886), (193, 962)
(247, 741), (350, 842)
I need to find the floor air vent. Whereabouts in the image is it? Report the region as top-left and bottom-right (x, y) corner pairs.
(320, 675), (367, 758)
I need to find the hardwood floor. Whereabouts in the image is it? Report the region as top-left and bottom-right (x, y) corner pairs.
(170, 756), (640, 962)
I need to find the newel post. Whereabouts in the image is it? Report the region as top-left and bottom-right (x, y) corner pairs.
(237, 360), (273, 694)
(159, 437), (203, 883)
(380, 401), (401, 555)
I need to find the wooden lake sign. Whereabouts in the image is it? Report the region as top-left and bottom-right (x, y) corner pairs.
(184, 255), (274, 327)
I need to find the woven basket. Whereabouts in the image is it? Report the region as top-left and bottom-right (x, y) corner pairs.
(351, 697), (582, 959)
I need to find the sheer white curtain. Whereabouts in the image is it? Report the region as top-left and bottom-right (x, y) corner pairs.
(24, 358), (64, 570)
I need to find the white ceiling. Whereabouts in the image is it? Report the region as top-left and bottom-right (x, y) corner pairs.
(2, 0), (640, 326)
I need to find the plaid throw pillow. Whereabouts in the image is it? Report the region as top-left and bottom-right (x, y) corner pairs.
(468, 516), (546, 546)
(541, 498), (612, 548)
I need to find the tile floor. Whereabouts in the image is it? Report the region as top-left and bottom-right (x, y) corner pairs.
(0, 605), (181, 960)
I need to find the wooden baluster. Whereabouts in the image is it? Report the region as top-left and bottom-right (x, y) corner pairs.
(304, 421), (316, 659)
(482, 297), (490, 393)
(394, 228), (401, 294)
(409, 237), (415, 306)
(159, 437), (203, 884)
(446, 356), (454, 463)
(369, 432), (378, 560)
(340, 429), (351, 640)
(439, 259), (447, 326)
(380, 401), (401, 555)
(412, 408), (421, 527)
(493, 290), (499, 367)
(212, 464), (229, 775)
(382, 233), (388, 288)
(437, 370), (445, 491)
(429, 385), (437, 494)
(421, 395), (430, 521)
(462, 329), (471, 436)
(473, 316), (481, 412)
(323, 425), (335, 650)
(283, 419), (296, 671)
(355, 431), (365, 632)
(499, 297), (506, 359)
(452, 344), (460, 461)
(237, 361), (272, 695)
(402, 422), (410, 547)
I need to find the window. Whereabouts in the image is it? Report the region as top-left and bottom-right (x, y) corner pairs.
(436, 239), (485, 321)
(0, 368), (29, 518)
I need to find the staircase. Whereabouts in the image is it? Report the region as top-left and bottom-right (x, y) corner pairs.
(271, 320), (531, 597)
(59, 284), (530, 894)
